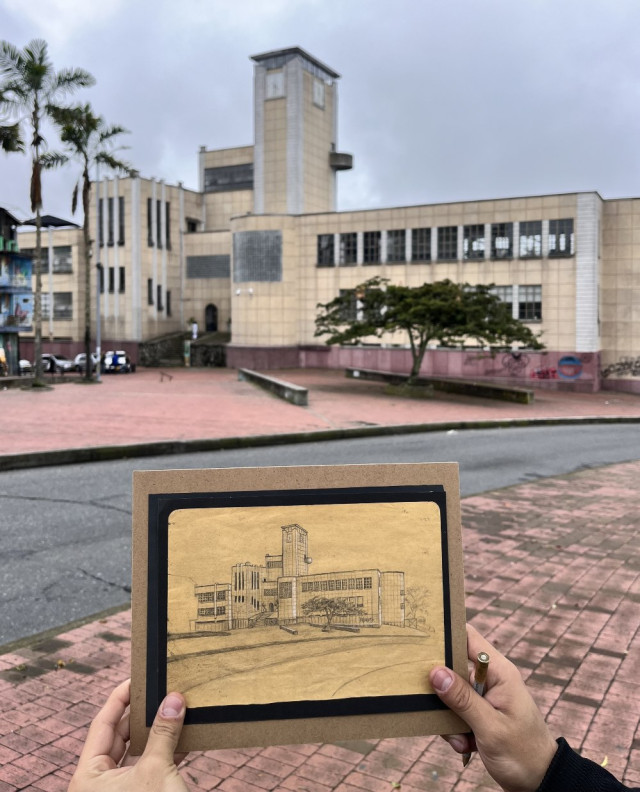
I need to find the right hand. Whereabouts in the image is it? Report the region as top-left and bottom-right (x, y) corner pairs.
(429, 624), (558, 792)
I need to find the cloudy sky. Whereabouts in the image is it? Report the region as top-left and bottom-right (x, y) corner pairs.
(1, 0), (640, 222)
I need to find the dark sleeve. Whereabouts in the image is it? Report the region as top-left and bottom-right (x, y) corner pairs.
(537, 738), (638, 792)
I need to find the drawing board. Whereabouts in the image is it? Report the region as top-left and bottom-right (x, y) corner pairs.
(130, 463), (468, 753)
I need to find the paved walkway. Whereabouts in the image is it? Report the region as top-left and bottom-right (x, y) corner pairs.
(1, 369), (640, 790)
(2, 368), (640, 457)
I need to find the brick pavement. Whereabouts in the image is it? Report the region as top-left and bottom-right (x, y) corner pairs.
(2, 368), (640, 457)
(2, 460), (640, 790)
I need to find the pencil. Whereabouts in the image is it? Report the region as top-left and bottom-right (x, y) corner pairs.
(462, 651), (490, 767)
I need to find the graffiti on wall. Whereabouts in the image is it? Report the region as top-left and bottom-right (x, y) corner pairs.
(601, 356), (640, 378)
(463, 350), (589, 380)
(530, 367), (557, 380)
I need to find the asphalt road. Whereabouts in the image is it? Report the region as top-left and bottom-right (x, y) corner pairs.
(1, 422), (639, 647)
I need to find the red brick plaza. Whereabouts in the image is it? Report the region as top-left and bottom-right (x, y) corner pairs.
(1, 370), (640, 790)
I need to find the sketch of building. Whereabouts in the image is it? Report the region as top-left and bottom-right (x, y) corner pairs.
(193, 523), (405, 632)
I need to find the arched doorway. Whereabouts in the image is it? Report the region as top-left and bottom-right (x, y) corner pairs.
(205, 303), (218, 332)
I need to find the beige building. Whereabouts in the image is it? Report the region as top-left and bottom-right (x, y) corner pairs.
(15, 47), (640, 392)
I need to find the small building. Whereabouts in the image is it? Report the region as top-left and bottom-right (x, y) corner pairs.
(0, 208), (32, 376)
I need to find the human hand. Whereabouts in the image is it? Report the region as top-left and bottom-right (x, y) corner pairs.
(68, 679), (189, 792)
(429, 624), (558, 792)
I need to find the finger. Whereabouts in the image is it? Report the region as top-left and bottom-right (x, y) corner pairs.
(429, 666), (495, 734)
(78, 679), (131, 766)
(141, 692), (186, 764)
(441, 733), (475, 754)
(107, 711), (130, 765)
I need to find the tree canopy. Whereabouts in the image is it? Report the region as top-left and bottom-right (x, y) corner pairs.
(301, 596), (362, 629)
(315, 277), (544, 382)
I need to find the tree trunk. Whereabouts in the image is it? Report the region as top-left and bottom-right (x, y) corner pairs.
(33, 199), (44, 385)
(82, 166), (92, 381)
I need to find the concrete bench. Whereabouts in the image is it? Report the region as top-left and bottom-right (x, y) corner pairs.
(238, 368), (308, 406)
(346, 367), (534, 404)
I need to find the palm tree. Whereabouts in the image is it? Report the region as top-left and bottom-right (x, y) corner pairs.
(0, 39), (94, 384)
(49, 103), (136, 381)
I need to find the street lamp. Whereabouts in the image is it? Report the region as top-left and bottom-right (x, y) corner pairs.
(96, 262), (102, 383)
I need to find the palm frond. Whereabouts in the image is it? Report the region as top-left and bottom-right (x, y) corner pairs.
(39, 150), (68, 170)
(54, 67), (95, 93)
(95, 150), (135, 175)
(0, 122), (24, 152)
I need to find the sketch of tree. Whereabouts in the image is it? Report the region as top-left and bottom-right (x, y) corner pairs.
(404, 585), (429, 630)
(302, 596), (362, 630)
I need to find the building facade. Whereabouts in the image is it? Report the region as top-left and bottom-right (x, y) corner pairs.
(14, 46), (640, 392)
(193, 523), (405, 633)
(0, 208), (32, 376)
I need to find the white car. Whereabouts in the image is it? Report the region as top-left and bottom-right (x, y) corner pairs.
(19, 359), (32, 375)
(74, 352), (100, 372)
(40, 353), (74, 373)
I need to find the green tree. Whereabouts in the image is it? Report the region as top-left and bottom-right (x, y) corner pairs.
(315, 277), (544, 384)
(48, 103), (136, 381)
(301, 595), (362, 630)
(0, 39), (94, 384)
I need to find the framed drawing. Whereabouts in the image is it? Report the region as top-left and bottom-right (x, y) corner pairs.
(130, 463), (468, 753)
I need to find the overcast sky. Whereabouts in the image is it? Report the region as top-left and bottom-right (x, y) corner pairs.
(2, 0), (640, 222)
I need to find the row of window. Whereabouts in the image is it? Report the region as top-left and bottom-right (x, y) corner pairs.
(197, 606), (226, 617)
(146, 198), (172, 250)
(19, 246), (72, 274)
(301, 577), (373, 593)
(197, 590), (228, 603)
(41, 292), (72, 320)
(98, 197), (125, 247)
(491, 285), (543, 321)
(146, 279), (172, 315)
(317, 219), (574, 266)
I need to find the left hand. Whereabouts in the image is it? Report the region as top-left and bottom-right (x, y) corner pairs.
(68, 679), (189, 792)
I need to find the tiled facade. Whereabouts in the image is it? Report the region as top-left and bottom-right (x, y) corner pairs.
(13, 47), (640, 392)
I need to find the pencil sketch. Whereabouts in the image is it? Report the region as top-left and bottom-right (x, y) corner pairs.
(166, 500), (446, 709)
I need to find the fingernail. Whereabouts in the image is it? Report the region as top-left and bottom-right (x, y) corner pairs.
(161, 693), (184, 718)
(431, 668), (453, 693)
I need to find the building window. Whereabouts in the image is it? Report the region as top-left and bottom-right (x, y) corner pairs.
(437, 226), (458, 260)
(363, 577), (372, 589)
(338, 288), (360, 322)
(40, 293), (50, 320)
(491, 223), (513, 259)
(166, 290), (171, 316)
(266, 71), (285, 99)
(99, 199), (104, 247)
(107, 197), (114, 246)
(204, 163), (254, 193)
(411, 228), (431, 262)
(386, 230), (405, 263)
(317, 234), (334, 267)
(156, 200), (163, 249)
(53, 292), (72, 320)
(339, 233), (357, 266)
(157, 285), (163, 311)
(118, 196), (125, 245)
(519, 221), (542, 258)
(233, 230), (282, 282)
(216, 606), (226, 616)
(165, 202), (171, 250)
(363, 231), (381, 264)
(147, 198), (154, 247)
(108, 266), (115, 294)
(198, 592), (215, 603)
(119, 267), (125, 294)
(548, 219), (574, 257)
(217, 590), (226, 600)
(99, 265), (104, 294)
(313, 78), (325, 108)
(198, 608), (216, 617)
(463, 225), (485, 260)
(186, 218), (199, 233)
(279, 582), (292, 599)
(490, 285), (514, 313)
(147, 278), (153, 305)
(518, 285), (542, 321)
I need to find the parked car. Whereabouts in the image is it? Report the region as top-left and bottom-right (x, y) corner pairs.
(40, 353), (74, 373)
(103, 350), (132, 373)
(19, 359), (32, 375)
(74, 352), (100, 372)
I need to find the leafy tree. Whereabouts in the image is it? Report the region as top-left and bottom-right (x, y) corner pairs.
(315, 277), (544, 384)
(404, 585), (429, 631)
(48, 103), (136, 381)
(301, 595), (362, 630)
(0, 39), (94, 384)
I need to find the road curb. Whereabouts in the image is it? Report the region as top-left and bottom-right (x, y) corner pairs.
(2, 415), (640, 471)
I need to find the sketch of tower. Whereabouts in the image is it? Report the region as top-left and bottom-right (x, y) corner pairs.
(281, 523), (310, 577)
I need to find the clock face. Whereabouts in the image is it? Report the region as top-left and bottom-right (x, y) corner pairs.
(313, 78), (325, 109)
(266, 71), (284, 99)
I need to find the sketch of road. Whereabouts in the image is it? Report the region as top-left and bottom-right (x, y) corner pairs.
(167, 624), (442, 707)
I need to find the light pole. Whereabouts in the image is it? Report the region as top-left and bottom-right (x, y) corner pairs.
(95, 162), (101, 382)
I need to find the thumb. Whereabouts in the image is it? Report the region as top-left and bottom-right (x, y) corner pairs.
(430, 667), (489, 732)
(143, 692), (186, 762)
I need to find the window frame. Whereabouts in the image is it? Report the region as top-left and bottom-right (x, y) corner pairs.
(437, 226), (458, 261)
